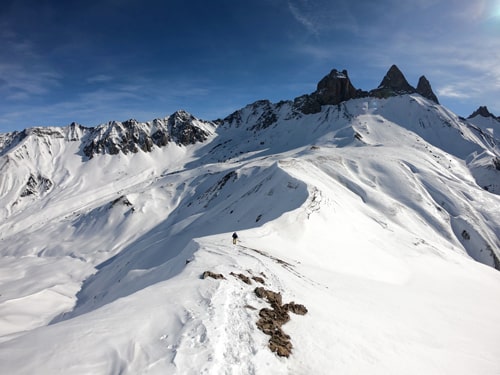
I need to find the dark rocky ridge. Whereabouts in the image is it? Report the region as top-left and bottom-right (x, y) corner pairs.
(468, 106), (500, 120)
(370, 64), (416, 97)
(82, 110), (214, 158)
(293, 64), (440, 115)
(293, 69), (364, 114)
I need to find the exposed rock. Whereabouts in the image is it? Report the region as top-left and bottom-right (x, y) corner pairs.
(254, 287), (307, 357)
(493, 157), (500, 171)
(461, 230), (471, 240)
(468, 106), (498, 119)
(251, 276), (265, 284)
(268, 329), (293, 358)
(293, 94), (322, 115)
(0, 131), (27, 157)
(283, 301), (308, 315)
(168, 110), (212, 145)
(293, 65), (439, 114)
(67, 122), (88, 142)
(201, 271), (226, 280)
(370, 64), (416, 98)
(223, 100), (282, 130)
(294, 69), (362, 114)
(20, 174), (53, 197)
(230, 272), (252, 285)
(254, 287), (283, 308)
(315, 69), (359, 107)
(110, 195), (133, 208)
(416, 75), (439, 104)
(82, 111), (214, 158)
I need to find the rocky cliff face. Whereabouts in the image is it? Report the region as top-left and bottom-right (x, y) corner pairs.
(82, 110), (215, 158)
(294, 69), (363, 114)
(370, 64), (415, 97)
(369, 64), (439, 104)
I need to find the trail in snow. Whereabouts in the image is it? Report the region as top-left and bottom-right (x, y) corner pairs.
(164, 237), (320, 375)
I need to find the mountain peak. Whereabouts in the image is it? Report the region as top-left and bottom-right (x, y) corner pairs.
(315, 68), (359, 105)
(367, 65), (438, 103)
(292, 65), (440, 114)
(468, 106), (498, 119)
(370, 64), (415, 98)
(416, 75), (439, 104)
(293, 68), (361, 114)
(379, 64), (414, 92)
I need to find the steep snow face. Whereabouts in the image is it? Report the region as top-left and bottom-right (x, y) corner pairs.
(468, 113), (500, 139)
(0, 95), (500, 374)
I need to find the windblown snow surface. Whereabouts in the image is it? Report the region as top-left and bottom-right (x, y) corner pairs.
(1, 95), (500, 374)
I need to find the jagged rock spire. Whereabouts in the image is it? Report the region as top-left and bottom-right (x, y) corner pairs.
(416, 75), (439, 104)
(293, 68), (362, 114)
(376, 64), (414, 93)
(315, 69), (359, 106)
(293, 64), (440, 114)
(368, 65), (439, 103)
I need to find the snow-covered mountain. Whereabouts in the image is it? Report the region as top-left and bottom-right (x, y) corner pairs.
(1, 66), (500, 375)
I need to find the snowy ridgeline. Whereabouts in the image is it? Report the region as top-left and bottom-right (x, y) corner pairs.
(0, 94), (499, 374)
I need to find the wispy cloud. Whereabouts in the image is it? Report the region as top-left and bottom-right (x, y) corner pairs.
(0, 62), (62, 98)
(86, 75), (114, 84)
(287, 0), (359, 36)
(288, 1), (320, 35)
(436, 85), (474, 99)
(0, 24), (62, 102)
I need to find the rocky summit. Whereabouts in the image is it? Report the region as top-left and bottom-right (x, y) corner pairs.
(294, 64), (439, 114)
(468, 106), (499, 120)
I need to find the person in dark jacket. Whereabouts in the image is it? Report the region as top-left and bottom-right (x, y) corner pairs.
(232, 232), (238, 245)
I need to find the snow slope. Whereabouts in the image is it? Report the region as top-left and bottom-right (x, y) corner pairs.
(0, 94), (500, 374)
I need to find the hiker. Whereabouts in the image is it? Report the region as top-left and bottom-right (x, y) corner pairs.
(232, 232), (238, 245)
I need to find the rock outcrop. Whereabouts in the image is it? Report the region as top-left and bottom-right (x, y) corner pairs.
(468, 106), (499, 119)
(294, 65), (439, 115)
(369, 64), (439, 104)
(416, 75), (439, 104)
(294, 69), (363, 114)
(82, 110), (215, 158)
(370, 64), (415, 98)
(20, 174), (53, 197)
(254, 286), (308, 357)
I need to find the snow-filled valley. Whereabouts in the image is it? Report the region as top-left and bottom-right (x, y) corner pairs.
(0, 92), (500, 374)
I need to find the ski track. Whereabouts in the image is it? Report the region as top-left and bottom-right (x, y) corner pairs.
(237, 244), (327, 290)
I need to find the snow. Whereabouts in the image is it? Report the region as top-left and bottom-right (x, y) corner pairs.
(0, 94), (500, 374)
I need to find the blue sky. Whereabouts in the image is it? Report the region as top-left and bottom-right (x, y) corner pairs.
(1, 0), (499, 131)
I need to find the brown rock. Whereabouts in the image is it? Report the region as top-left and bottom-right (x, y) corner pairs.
(284, 301), (308, 315)
(230, 272), (252, 285)
(201, 271), (225, 280)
